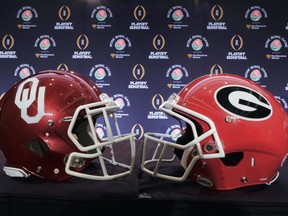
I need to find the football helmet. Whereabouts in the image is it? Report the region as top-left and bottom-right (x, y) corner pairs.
(141, 73), (288, 190)
(0, 70), (136, 181)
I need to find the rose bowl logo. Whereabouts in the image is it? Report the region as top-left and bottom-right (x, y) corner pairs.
(96, 9), (107, 21)
(192, 38), (203, 51)
(264, 35), (288, 60)
(250, 9), (262, 21)
(115, 97), (125, 109)
(169, 126), (182, 141)
(22, 9), (33, 21)
(17, 6), (38, 29)
(14, 64), (36, 79)
(39, 38), (51, 50)
(91, 6), (112, 30)
(114, 38), (126, 51)
(249, 69), (262, 81)
(19, 67), (31, 78)
(94, 67), (106, 80)
(172, 9), (184, 21)
(96, 125), (106, 139)
(171, 68), (183, 80)
(270, 39), (282, 52)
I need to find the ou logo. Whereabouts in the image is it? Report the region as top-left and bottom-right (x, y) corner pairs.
(15, 77), (46, 124)
(215, 85), (272, 121)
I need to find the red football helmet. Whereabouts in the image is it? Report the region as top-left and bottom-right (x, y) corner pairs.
(0, 70), (136, 181)
(141, 73), (288, 190)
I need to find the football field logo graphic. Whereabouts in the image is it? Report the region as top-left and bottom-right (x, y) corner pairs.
(215, 85), (272, 121)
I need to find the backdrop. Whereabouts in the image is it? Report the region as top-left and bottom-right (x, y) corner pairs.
(0, 0), (287, 140)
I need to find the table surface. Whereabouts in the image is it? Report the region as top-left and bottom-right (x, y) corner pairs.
(1, 141), (288, 216)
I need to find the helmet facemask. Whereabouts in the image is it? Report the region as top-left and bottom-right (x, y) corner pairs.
(141, 93), (225, 182)
(65, 93), (136, 180)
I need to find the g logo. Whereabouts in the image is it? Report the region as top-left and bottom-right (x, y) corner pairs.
(15, 77), (45, 124)
(215, 85), (272, 121)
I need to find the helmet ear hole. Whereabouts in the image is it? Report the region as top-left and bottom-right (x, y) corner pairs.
(24, 139), (51, 157)
(73, 118), (95, 147)
(174, 119), (203, 158)
(220, 152), (243, 166)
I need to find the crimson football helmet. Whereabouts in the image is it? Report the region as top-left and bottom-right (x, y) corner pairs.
(141, 73), (288, 190)
(0, 70), (136, 181)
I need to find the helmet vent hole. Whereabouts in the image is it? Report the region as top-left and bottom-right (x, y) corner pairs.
(24, 140), (51, 157)
(221, 152), (243, 166)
